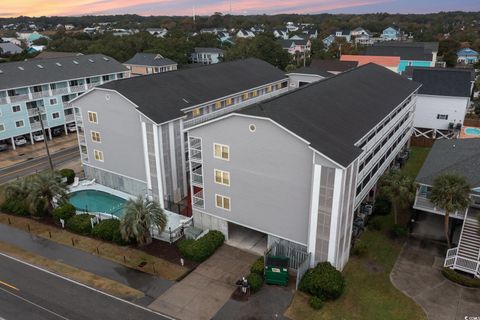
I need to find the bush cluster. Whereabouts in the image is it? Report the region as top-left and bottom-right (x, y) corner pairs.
(1, 198), (30, 216)
(299, 262), (346, 301)
(91, 219), (126, 245)
(59, 169), (76, 185)
(250, 257), (265, 276)
(177, 230), (225, 262)
(373, 194), (392, 216)
(392, 225), (408, 238)
(247, 273), (263, 293)
(52, 203), (76, 223)
(65, 214), (93, 235)
(442, 268), (480, 287)
(308, 296), (324, 310)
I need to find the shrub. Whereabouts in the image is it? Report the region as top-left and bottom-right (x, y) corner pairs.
(66, 214), (93, 235)
(92, 219), (126, 245)
(250, 257), (265, 276)
(52, 203), (76, 223)
(369, 218), (382, 231)
(373, 194), (392, 216)
(442, 268), (480, 287)
(1, 198), (30, 216)
(351, 241), (368, 257)
(247, 273), (263, 293)
(299, 262), (345, 301)
(308, 296), (324, 310)
(392, 225), (408, 238)
(59, 169), (75, 185)
(177, 230), (225, 262)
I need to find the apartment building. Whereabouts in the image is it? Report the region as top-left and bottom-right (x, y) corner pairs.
(186, 64), (420, 270)
(0, 54), (129, 148)
(70, 59), (288, 206)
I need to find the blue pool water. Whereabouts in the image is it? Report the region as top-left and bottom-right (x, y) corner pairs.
(465, 127), (480, 136)
(69, 190), (126, 217)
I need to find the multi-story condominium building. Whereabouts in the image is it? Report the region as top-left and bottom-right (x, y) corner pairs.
(186, 64), (420, 270)
(70, 59), (288, 206)
(190, 48), (225, 65)
(0, 54), (129, 148)
(123, 53), (177, 76)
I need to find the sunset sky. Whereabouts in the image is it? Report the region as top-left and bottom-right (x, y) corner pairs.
(1, 0), (479, 18)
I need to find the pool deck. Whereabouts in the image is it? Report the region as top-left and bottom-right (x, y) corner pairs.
(459, 126), (480, 139)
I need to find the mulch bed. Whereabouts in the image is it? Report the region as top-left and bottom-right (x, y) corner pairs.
(138, 238), (198, 269)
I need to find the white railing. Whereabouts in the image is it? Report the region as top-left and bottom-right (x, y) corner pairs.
(0, 96), (7, 104)
(27, 106), (45, 116)
(10, 94), (30, 103)
(190, 148), (202, 162)
(31, 91), (50, 99)
(444, 247), (457, 268)
(183, 87), (289, 128)
(30, 122), (42, 130)
(70, 85), (86, 93)
(192, 190), (204, 208)
(151, 217), (194, 243)
(65, 114), (75, 122)
(192, 172), (203, 185)
(52, 87), (69, 95)
(64, 101), (73, 109)
(413, 195), (466, 219)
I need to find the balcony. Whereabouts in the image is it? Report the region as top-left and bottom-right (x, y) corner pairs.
(70, 85), (86, 93)
(64, 101), (73, 109)
(189, 148), (202, 162)
(413, 194), (467, 220)
(0, 96), (8, 104)
(52, 87), (69, 95)
(31, 91), (50, 99)
(65, 114), (75, 122)
(183, 87), (289, 128)
(191, 167), (203, 187)
(192, 190), (204, 208)
(27, 106), (45, 117)
(78, 135), (86, 145)
(10, 94), (30, 103)
(30, 122), (42, 130)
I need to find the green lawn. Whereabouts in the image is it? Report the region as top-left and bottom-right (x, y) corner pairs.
(285, 146), (431, 320)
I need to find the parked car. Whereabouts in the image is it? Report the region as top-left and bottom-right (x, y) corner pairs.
(51, 127), (65, 137)
(14, 136), (27, 146)
(0, 142), (8, 151)
(33, 132), (44, 142)
(67, 123), (77, 133)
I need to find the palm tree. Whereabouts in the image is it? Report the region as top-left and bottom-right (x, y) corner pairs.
(430, 173), (470, 248)
(120, 196), (167, 246)
(379, 170), (415, 225)
(5, 177), (31, 201)
(27, 171), (68, 216)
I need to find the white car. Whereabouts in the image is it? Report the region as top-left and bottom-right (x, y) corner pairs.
(14, 136), (27, 146)
(67, 123), (77, 133)
(33, 132), (44, 142)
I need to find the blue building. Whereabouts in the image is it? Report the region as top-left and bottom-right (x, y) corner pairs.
(0, 54), (129, 148)
(457, 48), (479, 64)
(381, 26), (401, 41)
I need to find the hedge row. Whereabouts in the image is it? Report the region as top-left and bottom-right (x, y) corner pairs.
(442, 268), (480, 287)
(177, 230), (224, 262)
(299, 262), (346, 301)
(59, 169), (76, 185)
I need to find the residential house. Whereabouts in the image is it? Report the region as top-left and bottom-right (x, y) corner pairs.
(218, 32), (233, 45)
(286, 66), (333, 88)
(124, 53), (177, 75)
(277, 39), (311, 60)
(285, 22), (299, 32)
(334, 30), (352, 43)
(323, 35), (335, 48)
(302, 28), (318, 39)
(83, 27), (97, 35)
(309, 59), (359, 75)
(411, 68), (473, 139)
(414, 139), (480, 278)
(17, 32), (49, 45)
(0, 54), (129, 149)
(340, 55), (400, 73)
(146, 28), (168, 38)
(70, 59), (289, 206)
(190, 48), (225, 65)
(273, 29), (289, 40)
(0, 42), (22, 55)
(457, 48), (479, 64)
(200, 28), (228, 35)
(1, 37), (22, 46)
(351, 27), (373, 45)
(381, 26), (401, 41)
(236, 29), (255, 38)
(65, 24), (75, 31)
(250, 26), (265, 35)
(186, 63), (420, 270)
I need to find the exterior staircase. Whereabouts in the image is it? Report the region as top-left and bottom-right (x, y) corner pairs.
(444, 208), (480, 277)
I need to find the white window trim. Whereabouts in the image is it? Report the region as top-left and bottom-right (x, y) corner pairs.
(12, 105), (21, 113)
(0, 123), (5, 132)
(214, 169), (230, 186)
(88, 111), (98, 124)
(213, 143), (230, 161)
(50, 98), (58, 105)
(93, 149), (104, 162)
(15, 120), (25, 128)
(52, 112), (60, 119)
(90, 130), (101, 143)
(215, 194), (231, 211)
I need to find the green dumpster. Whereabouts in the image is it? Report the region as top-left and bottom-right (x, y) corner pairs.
(265, 256), (289, 286)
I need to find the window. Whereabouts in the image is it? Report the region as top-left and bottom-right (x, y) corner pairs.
(226, 98), (233, 106)
(88, 111), (98, 123)
(15, 120), (24, 128)
(215, 169), (230, 186)
(192, 108), (201, 117)
(0, 123), (4, 132)
(91, 131), (101, 142)
(214, 101), (222, 109)
(266, 85), (272, 93)
(214, 143), (229, 160)
(94, 149), (104, 162)
(52, 112), (60, 119)
(215, 194), (231, 211)
(12, 105), (21, 113)
(252, 90), (258, 97)
(242, 93), (249, 101)
(437, 114), (448, 120)
(50, 98), (57, 105)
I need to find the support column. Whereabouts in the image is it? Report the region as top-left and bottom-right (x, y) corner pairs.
(30, 132), (34, 144)
(11, 137), (16, 150)
(328, 168), (344, 269)
(48, 128), (52, 140)
(307, 163), (322, 267)
(64, 123), (68, 136)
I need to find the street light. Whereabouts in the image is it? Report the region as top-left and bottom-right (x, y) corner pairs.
(35, 105), (54, 171)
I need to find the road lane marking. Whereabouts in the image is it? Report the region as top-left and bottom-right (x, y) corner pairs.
(0, 280), (18, 291)
(0, 252), (174, 319)
(0, 286), (70, 320)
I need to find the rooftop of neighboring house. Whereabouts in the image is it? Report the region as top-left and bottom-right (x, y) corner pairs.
(309, 59), (358, 73)
(193, 47), (225, 54)
(288, 66), (334, 78)
(375, 41), (439, 53)
(0, 42), (22, 54)
(98, 58), (287, 124)
(340, 55), (400, 68)
(124, 53), (177, 67)
(416, 139), (480, 188)
(457, 47), (479, 56)
(277, 39), (309, 48)
(0, 54), (127, 91)
(33, 51), (83, 59)
(239, 63), (420, 167)
(411, 67), (473, 98)
(335, 29), (351, 36)
(365, 45), (433, 61)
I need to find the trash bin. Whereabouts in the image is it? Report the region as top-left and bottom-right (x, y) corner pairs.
(264, 256), (289, 286)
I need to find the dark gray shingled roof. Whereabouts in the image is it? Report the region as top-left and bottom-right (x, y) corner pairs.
(290, 66), (334, 78)
(100, 58), (287, 123)
(416, 139), (480, 188)
(0, 42), (23, 54)
(0, 54), (127, 91)
(309, 59), (358, 73)
(124, 53), (177, 67)
(376, 41), (439, 53)
(412, 68), (473, 97)
(365, 45), (433, 61)
(239, 63), (420, 167)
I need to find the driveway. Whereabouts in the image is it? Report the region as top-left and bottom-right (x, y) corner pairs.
(149, 245), (258, 320)
(391, 237), (480, 320)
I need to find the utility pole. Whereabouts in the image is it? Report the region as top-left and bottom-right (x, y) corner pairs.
(36, 105), (54, 171)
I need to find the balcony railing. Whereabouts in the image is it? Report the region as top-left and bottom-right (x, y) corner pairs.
(30, 122), (42, 130)
(10, 94), (30, 103)
(70, 85), (86, 93)
(0, 96), (7, 104)
(65, 114), (75, 122)
(27, 106), (45, 116)
(191, 169), (203, 186)
(192, 190), (204, 208)
(444, 247), (480, 277)
(64, 101), (73, 109)
(183, 87), (289, 128)
(189, 148), (202, 162)
(413, 194), (467, 219)
(31, 91), (50, 99)
(52, 87), (69, 95)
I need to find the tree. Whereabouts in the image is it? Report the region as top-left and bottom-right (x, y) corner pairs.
(379, 170), (415, 225)
(27, 171), (68, 216)
(120, 196), (167, 246)
(430, 173), (470, 248)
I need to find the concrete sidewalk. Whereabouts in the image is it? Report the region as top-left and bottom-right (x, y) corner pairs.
(0, 223), (174, 306)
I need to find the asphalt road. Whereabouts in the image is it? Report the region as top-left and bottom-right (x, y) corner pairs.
(0, 253), (171, 320)
(0, 147), (80, 185)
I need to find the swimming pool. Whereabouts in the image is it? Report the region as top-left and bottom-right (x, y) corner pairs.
(69, 190), (126, 217)
(464, 127), (480, 136)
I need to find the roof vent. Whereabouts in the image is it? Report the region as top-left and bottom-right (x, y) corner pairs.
(103, 57), (109, 61)
(56, 62), (62, 67)
(0, 69), (3, 74)
(182, 98), (189, 103)
(73, 60), (79, 65)
(88, 59), (94, 63)
(37, 64), (44, 69)
(18, 67), (24, 71)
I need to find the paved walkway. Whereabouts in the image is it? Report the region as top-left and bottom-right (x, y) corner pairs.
(0, 223), (174, 306)
(149, 245), (258, 320)
(391, 237), (480, 320)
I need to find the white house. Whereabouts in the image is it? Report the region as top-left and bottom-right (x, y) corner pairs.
(273, 29), (289, 40)
(236, 29), (255, 38)
(146, 28), (168, 38)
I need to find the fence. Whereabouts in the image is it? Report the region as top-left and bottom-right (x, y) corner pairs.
(464, 118), (480, 127)
(409, 136), (435, 147)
